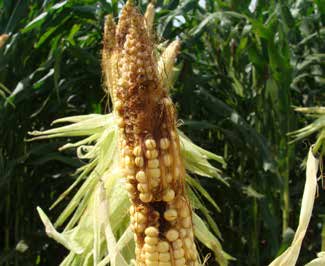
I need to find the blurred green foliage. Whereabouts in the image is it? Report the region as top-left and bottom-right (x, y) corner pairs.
(0, 0), (324, 265)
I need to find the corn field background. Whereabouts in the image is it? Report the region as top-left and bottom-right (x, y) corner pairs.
(0, 0), (324, 265)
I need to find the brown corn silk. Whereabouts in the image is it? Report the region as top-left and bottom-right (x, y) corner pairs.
(102, 2), (198, 266)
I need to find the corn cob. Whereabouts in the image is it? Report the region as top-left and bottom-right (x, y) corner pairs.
(102, 1), (198, 265)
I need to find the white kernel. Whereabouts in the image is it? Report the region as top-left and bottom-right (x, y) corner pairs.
(160, 138), (170, 150)
(148, 159), (159, 168)
(136, 171), (147, 183)
(165, 229), (179, 242)
(145, 139), (156, 150)
(164, 209), (177, 221)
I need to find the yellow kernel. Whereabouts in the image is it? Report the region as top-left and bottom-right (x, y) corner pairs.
(179, 229), (187, 238)
(173, 248), (185, 259)
(148, 168), (161, 178)
(117, 117), (125, 127)
(124, 155), (134, 166)
(162, 189), (175, 202)
(160, 138), (170, 150)
(184, 238), (192, 249)
(174, 257), (186, 266)
(133, 222), (146, 233)
(145, 236), (159, 245)
(148, 159), (159, 168)
(145, 139), (156, 150)
(125, 183), (135, 193)
(179, 207), (190, 218)
(140, 193), (153, 203)
(135, 156), (144, 167)
(158, 252), (171, 262)
(146, 149), (158, 159)
(130, 206), (135, 215)
(164, 209), (177, 221)
(157, 241), (169, 253)
(163, 154), (172, 166)
(172, 239), (183, 249)
(165, 229), (179, 242)
(124, 167), (135, 175)
(146, 252), (159, 261)
(136, 171), (147, 183)
(151, 178), (160, 187)
(133, 146), (142, 156)
(182, 217), (192, 228)
(145, 226), (159, 237)
(144, 243), (156, 253)
(158, 262), (172, 266)
(166, 173), (173, 183)
(137, 183), (149, 192)
(145, 260), (159, 266)
(115, 100), (122, 110)
(134, 212), (146, 223)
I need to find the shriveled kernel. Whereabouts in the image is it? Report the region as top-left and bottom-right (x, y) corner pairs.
(164, 209), (177, 221)
(160, 138), (170, 150)
(165, 229), (179, 242)
(145, 236), (159, 245)
(140, 192), (153, 203)
(163, 154), (172, 166)
(133, 222), (146, 233)
(182, 217), (192, 228)
(157, 241), (170, 253)
(146, 149), (158, 159)
(174, 257), (186, 266)
(145, 139), (156, 150)
(162, 189), (175, 202)
(137, 183), (149, 192)
(136, 171), (147, 183)
(148, 159), (159, 168)
(173, 248), (185, 259)
(146, 252), (159, 261)
(133, 146), (142, 156)
(144, 243), (156, 253)
(158, 252), (171, 262)
(148, 168), (161, 178)
(135, 156), (144, 167)
(145, 226), (159, 237)
(151, 178), (160, 187)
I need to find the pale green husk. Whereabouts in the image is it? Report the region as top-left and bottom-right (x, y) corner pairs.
(30, 113), (233, 266)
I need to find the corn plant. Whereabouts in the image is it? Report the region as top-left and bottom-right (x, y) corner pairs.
(30, 2), (231, 265)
